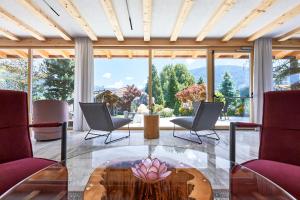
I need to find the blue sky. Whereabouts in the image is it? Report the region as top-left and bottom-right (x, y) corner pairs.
(94, 58), (248, 90)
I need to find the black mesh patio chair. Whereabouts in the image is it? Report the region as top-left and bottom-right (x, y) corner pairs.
(170, 102), (224, 144)
(80, 103), (131, 144)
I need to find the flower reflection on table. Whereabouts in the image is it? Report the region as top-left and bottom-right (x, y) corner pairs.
(131, 157), (172, 183)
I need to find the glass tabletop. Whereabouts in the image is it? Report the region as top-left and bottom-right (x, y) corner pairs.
(0, 145), (296, 200)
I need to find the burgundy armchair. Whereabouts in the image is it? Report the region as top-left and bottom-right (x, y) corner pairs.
(0, 90), (67, 195)
(230, 91), (300, 199)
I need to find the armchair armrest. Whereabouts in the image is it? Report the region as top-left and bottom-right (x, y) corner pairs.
(29, 122), (67, 163)
(234, 122), (262, 128)
(229, 122), (261, 168)
(29, 122), (63, 128)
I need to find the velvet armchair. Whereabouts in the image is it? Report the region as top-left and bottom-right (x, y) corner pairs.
(230, 91), (300, 199)
(0, 90), (67, 195)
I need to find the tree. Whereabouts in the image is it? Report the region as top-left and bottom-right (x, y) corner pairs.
(0, 59), (28, 91)
(197, 76), (205, 84)
(160, 64), (195, 106)
(42, 59), (75, 103)
(165, 70), (180, 114)
(219, 72), (236, 112)
(95, 90), (120, 114)
(120, 84), (141, 111)
(160, 65), (173, 103)
(273, 57), (300, 90)
(145, 65), (164, 105)
(173, 64), (195, 89)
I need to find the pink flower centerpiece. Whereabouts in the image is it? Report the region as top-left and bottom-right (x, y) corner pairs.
(131, 158), (172, 183)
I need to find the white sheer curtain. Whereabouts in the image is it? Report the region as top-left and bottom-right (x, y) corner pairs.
(253, 38), (273, 123)
(73, 38), (94, 131)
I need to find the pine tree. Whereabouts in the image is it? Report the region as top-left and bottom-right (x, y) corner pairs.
(165, 70), (180, 113)
(219, 72), (236, 111)
(145, 65), (164, 105)
(160, 65), (173, 101)
(173, 64), (195, 89)
(197, 76), (204, 84)
(43, 59), (75, 103)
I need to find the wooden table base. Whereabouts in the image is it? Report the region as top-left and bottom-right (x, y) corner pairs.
(84, 161), (213, 200)
(144, 115), (160, 139)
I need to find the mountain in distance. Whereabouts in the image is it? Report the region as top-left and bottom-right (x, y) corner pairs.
(190, 65), (250, 90)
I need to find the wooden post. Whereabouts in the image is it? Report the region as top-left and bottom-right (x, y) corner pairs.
(148, 49), (153, 110)
(250, 48), (254, 122)
(207, 49), (215, 102)
(27, 48), (33, 122)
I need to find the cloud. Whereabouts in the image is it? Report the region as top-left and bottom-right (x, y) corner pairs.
(102, 72), (111, 79)
(125, 76), (133, 80)
(108, 81), (124, 88)
(185, 58), (196, 65)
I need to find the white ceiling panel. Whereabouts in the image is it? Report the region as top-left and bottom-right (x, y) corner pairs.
(236, 0), (300, 37)
(0, 0), (299, 40)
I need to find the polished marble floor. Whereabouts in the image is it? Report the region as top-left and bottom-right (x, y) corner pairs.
(32, 129), (259, 164)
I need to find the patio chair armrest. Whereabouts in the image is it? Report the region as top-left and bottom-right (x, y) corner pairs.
(229, 122), (261, 168)
(29, 122), (67, 163)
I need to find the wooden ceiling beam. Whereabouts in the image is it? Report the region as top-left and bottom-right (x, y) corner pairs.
(143, 0), (152, 41)
(13, 50), (28, 59)
(36, 50), (50, 58)
(196, 0), (236, 42)
(1, 38), (300, 48)
(170, 0), (195, 42)
(60, 50), (71, 58)
(0, 27), (19, 41)
(222, 0), (276, 42)
(277, 27), (300, 41)
(106, 50), (112, 59)
(58, 0), (97, 41)
(0, 6), (45, 41)
(248, 4), (300, 41)
(0, 50), (7, 58)
(19, 0), (72, 41)
(274, 50), (294, 59)
(100, 0), (124, 41)
(128, 50), (133, 59)
(171, 51), (176, 59)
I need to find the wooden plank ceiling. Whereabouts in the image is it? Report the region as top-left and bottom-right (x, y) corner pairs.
(0, 0), (299, 52)
(0, 49), (299, 59)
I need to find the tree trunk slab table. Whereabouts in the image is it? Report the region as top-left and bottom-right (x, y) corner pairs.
(84, 160), (213, 200)
(144, 114), (160, 139)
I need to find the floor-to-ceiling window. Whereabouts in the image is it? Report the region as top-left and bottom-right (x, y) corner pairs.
(0, 49), (28, 92)
(93, 49), (148, 127)
(32, 49), (75, 126)
(152, 50), (207, 127)
(214, 52), (251, 126)
(272, 50), (300, 91)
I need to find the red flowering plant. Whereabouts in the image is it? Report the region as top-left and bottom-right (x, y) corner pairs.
(176, 84), (206, 103)
(176, 84), (206, 115)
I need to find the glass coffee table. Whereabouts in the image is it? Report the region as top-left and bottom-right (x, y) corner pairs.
(0, 145), (296, 200)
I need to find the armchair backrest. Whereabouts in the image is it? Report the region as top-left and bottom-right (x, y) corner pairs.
(260, 91), (300, 166)
(0, 90), (32, 163)
(192, 102), (224, 131)
(79, 103), (114, 131)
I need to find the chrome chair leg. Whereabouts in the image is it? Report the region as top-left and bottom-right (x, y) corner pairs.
(172, 125), (203, 144)
(104, 125), (131, 144)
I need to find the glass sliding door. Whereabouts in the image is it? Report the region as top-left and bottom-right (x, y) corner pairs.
(152, 49), (207, 127)
(93, 49), (148, 127)
(32, 49), (75, 127)
(272, 50), (300, 91)
(214, 52), (251, 126)
(0, 49), (28, 92)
